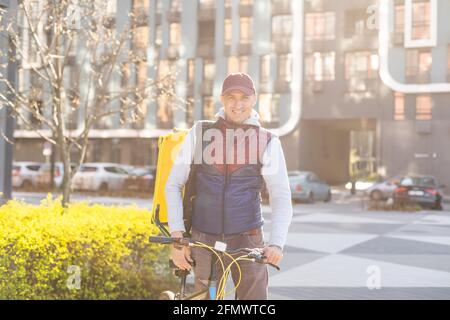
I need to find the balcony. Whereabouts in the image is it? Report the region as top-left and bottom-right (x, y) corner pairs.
(132, 10), (148, 27)
(237, 43), (252, 55)
(311, 80), (323, 93)
(391, 32), (404, 46)
(186, 82), (195, 97)
(258, 81), (271, 93)
(406, 73), (431, 84)
(271, 0), (291, 16)
(197, 42), (215, 58)
(346, 77), (378, 92)
(239, 3), (253, 17)
(166, 45), (180, 60)
(224, 6), (232, 19)
(167, 10), (181, 22)
(201, 80), (214, 95)
(304, 0), (324, 12)
(274, 78), (290, 93)
(155, 13), (162, 25)
(198, 5), (215, 21)
(272, 36), (291, 54)
(223, 44), (231, 56)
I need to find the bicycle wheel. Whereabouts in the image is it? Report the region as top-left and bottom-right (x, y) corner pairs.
(158, 290), (176, 300)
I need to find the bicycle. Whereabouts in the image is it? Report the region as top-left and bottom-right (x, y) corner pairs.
(149, 236), (280, 300)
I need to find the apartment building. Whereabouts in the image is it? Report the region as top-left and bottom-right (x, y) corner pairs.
(12, 0), (450, 188)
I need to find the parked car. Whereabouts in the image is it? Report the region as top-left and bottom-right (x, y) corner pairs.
(71, 163), (130, 191)
(289, 171), (331, 203)
(365, 175), (403, 200)
(393, 175), (445, 210)
(12, 161), (43, 189)
(36, 162), (76, 188)
(123, 166), (156, 192)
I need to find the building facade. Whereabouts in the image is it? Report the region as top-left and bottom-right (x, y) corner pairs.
(12, 0), (450, 189)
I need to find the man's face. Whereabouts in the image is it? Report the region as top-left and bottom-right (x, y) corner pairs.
(220, 90), (256, 124)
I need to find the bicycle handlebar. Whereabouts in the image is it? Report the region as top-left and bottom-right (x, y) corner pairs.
(149, 236), (280, 270)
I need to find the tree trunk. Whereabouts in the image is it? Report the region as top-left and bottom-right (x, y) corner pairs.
(61, 150), (72, 207)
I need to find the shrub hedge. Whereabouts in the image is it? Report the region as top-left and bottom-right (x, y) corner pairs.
(0, 195), (175, 299)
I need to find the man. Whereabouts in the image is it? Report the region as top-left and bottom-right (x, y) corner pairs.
(165, 73), (292, 300)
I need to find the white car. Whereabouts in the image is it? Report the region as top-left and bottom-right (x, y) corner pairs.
(72, 163), (131, 191)
(36, 162), (76, 188)
(365, 175), (403, 200)
(12, 162), (43, 189)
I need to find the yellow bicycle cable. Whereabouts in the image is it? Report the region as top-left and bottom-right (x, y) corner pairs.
(189, 241), (259, 300)
(216, 254), (241, 299)
(217, 256), (250, 299)
(190, 241), (238, 300)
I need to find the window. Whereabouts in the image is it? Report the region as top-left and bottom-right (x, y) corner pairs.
(158, 59), (170, 79)
(258, 93), (280, 125)
(224, 19), (232, 46)
(412, 0), (431, 40)
(169, 23), (181, 45)
(415, 95), (432, 120)
(187, 59), (195, 84)
(203, 96), (215, 120)
(345, 51), (379, 79)
(155, 24), (162, 47)
(157, 93), (174, 128)
(239, 56), (249, 74)
(227, 56), (248, 74)
(305, 12), (335, 41)
(171, 0), (182, 11)
(277, 54), (292, 82)
(395, 5), (405, 35)
(239, 17), (252, 44)
(394, 92), (405, 120)
(272, 15), (292, 38)
(203, 59), (215, 81)
(260, 55), (271, 84)
(406, 49), (432, 77)
(199, 0), (215, 9)
(305, 52), (335, 81)
(198, 21), (215, 45)
(156, 0), (163, 13)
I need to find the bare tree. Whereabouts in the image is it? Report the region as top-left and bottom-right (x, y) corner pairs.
(0, 0), (180, 206)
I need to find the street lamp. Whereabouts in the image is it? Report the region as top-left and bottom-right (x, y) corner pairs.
(0, 0), (17, 205)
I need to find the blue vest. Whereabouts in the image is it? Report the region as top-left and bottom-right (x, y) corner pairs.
(191, 118), (273, 235)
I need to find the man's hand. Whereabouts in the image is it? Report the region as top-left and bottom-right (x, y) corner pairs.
(170, 231), (194, 270)
(263, 245), (283, 266)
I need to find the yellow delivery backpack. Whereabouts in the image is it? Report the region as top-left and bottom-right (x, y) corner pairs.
(151, 121), (215, 236)
(151, 128), (189, 236)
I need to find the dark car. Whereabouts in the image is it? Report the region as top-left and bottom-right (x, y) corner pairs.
(393, 175), (445, 210)
(123, 166), (156, 192)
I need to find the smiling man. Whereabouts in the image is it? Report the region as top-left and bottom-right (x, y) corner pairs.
(165, 73), (293, 300)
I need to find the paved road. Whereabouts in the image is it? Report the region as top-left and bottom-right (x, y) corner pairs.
(9, 190), (450, 299)
(265, 194), (450, 299)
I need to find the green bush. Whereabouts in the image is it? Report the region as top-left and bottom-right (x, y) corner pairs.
(0, 194), (176, 299)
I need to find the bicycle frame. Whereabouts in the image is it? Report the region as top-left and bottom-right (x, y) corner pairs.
(173, 250), (223, 300)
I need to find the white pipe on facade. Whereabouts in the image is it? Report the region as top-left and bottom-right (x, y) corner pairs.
(378, 0), (450, 93)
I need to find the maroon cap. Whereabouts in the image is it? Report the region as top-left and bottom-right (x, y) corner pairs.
(221, 73), (256, 96)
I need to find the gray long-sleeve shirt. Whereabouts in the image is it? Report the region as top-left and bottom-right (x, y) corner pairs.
(164, 108), (293, 249)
